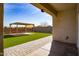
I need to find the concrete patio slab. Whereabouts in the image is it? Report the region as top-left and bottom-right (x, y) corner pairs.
(27, 43), (52, 56)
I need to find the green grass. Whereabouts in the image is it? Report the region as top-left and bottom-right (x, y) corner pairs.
(4, 32), (51, 48)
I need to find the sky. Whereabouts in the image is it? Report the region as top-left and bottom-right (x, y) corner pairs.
(4, 3), (52, 27)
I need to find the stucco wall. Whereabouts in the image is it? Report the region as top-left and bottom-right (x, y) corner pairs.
(53, 9), (77, 44)
(77, 4), (79, 55)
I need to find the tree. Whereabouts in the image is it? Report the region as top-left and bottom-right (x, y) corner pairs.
(39, 22), (49, 27)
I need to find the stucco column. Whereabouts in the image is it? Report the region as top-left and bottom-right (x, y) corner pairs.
(0, 3), (3, 56)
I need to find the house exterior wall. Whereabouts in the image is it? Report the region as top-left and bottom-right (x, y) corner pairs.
(53, 9), (77, 44)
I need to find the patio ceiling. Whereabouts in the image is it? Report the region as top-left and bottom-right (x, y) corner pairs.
(49, 3), (76, 11)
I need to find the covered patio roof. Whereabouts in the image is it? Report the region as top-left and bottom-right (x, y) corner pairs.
(10, 22), (34, 25)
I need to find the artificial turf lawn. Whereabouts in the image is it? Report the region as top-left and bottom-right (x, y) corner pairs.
(4, 32), (51, 48)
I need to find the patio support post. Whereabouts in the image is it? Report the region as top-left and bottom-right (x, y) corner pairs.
(9, 24), (11, 34)
(16, 24), (18, 33)
(25, 25), (27, 32)
(33, 24), (35, 32)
